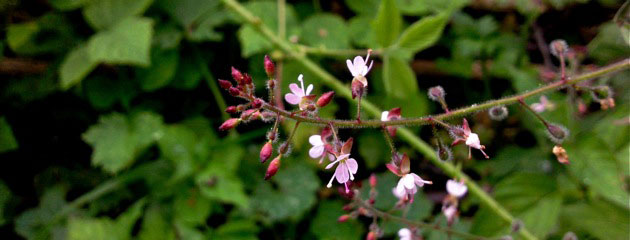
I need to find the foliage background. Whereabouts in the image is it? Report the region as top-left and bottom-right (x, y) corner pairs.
(0, 0), (628, 239)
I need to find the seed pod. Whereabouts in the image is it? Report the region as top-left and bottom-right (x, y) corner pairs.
(488, 105), (509, 121)
(351, 80), (364, 99)
(550, 39), (569, 58)
(436, 143), (453, 162)
(546, 123), (569, 144)
(428, 86), (446, 102)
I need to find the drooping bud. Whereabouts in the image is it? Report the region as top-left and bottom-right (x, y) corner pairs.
(240, 109), (259, 121)
(552, 145), (569, 164)
(218, 79), (232, 89)
(562, 232), (578, 240)
(218, 118), (240, 131)
(264, 155), (281, 180)
(231, 67), (244, 84)
(351, 79), (364, 99)
(252, 98), (263, 108)
(545, 123), (569, 144)
(260, 141), (273, 163)
(488, 105), (508, 121)
(225, 106), (237, 114)
(337, 214), (351, 222)
(427, 86), (446, 102)
(228, 87), (241, 96)
(550, 39), (569, 58)
(317, 91), (335, 107)
(264, 55), (275, 78)
(266, 129), (278, 141)
(369, 174), (377, 188)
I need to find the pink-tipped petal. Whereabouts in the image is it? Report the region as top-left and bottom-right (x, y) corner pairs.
(345, 158), (358, 174)
(335, 163), (349, 183)
(289, 83), (303, 97)
(285, 93), (301, 105)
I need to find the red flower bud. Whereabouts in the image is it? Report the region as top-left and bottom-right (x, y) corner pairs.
(264, 155), (281, 180)
(264, 55), (275, 78)
(219, 118), (240, 131)
(337, 214), (351, 222)
(240, 109), (259, 120)
(267, 79), (275, 89)
(243, 73), (252, 85)
(225, 106), (237, 114)
(260, 141), (273, 163)
(218, 79), (232, 89)
(231, 67), (244, 84)
(252, 98), (263, 108)
(351, 80), (364, 99)
(228, 87), (240, 96)
(369, 174), (377, 188)
(317, 91), (335, 107)
(388, 107), (401, 120)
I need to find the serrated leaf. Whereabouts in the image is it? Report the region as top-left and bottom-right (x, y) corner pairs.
(174, 189), (211, 226)
(60, 45), (98, 90)
(300, 13), (350, 49)
(137, 49), (179, 91)
(383, 55), (418, 99)
(138, 205), (175, 240)
(15, 186), (67, 240)
(309, 201), (364, 240)
(84, 76), (137, 109)
(87, 17), (154, 66)
(0, 117), (18, 153)
(196, 145), (248, 208)
(396, 13), (449, 53)
(82, 0), (153, 30)
(212, 220), (259, 240)
(372, 0), (402, 47)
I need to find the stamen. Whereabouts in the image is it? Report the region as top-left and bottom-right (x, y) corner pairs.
(327, 173), (336, 188)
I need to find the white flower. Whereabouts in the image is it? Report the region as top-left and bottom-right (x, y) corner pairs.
(309, 135), (332, 164)
(446, 180), (467, 198)
(346, 51), (374, 86)
(381, 111), (389, 121)
(452, 119), (489, 159)
(393, 173), (432, 200)
(465, 133), (482, 150)
(398, 228), (412, 240)
(325, 154), (358, 192)
(284, 74), (313, 108)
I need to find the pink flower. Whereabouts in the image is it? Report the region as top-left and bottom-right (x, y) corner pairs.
(346, 51), (374, 86)
(392, 173), (432, 202)
(308, 135), (333, 164)
(446, 179), (467, 198)
(284, 74), (313, 109)
(325, 138), (358, 193)
(452, 119), (489, 159)
(531, 95), (555, 113)
(398, 228), (412, 240)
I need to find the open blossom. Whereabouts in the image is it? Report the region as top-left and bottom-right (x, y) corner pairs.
(346, 50), (374, 87)
(398, 228), (412, 240)
(531, 95), (555, 113)
(284, 74), (313, 109)
(446, 179), (467, 198)
(393, 173), (432, 202)
(452, 118), (489, 159)
(309, 135), (333, 163)
(325, 138), (358, 193)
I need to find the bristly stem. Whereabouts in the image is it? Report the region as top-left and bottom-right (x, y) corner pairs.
(280, 121), (301, 153)
(381, 127), (397, 154)
(356, 95), (362, 122)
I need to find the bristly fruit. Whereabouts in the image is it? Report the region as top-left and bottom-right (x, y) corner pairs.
(550, 39), (569, 58)
(488, 105), (508, 121)
(545, 123), (569, 143)
(427, 86), (445, 102)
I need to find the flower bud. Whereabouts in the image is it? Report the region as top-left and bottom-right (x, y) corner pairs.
(342, 204), (353, 212)
(369, 174), (377, 188)
(267, 129), (278, 141)
(225, 106), (237, 114)
(260, 141), (273, 163)
(545, 123), (569, 144)
(488, 105), (508, 121)
(351, 80), (364, 99)
(264, 55), (275, 78)
(264, 155), (281, 180)
(218, 79), (232, 89)
(240, 109), (260, 121)
(552, 145), (569, 164)
(243, 73), (252, 85)
(337, 214), (351, 222)
(228, 87), (240, 96)
(317, 91), (335, 107)
(267, 79), (275, 90)
(550, 39), (569, 58)
(231, 67), (244, 84)
(252, 98), (263, 108)
(219, 118), (240, 131)
(428, 86), (445, 102)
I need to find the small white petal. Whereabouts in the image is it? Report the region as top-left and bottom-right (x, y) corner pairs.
(381, 111), (389, 121)
(309, 135), (324, 146)
(465, 133), (482, 149)
(305, 84), (313, 96)
(309, 145), (325, 158)
(345, 158), (358, 174)
(325, 159), (341, 169)
(346, 59), (358, 77)
(398, 228), (412, 240)
(446, 180), (468, 198)
(402, 174), (416, 190)
(289, 83), (304, 97)
(285, 93), (301, 105)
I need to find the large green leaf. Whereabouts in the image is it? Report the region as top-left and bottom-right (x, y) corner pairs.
(87, 17), (154, 66)
(15, 186), (67, 240)
(372, 0), (402, 47)
(82, 0), (153, 30)
(0, 117), (18, 153)
(138, 205), (175, 240)
(157, 0), (226, 42)
(382, 55), (418, 99)
(68, 200), (144, 240)
(195, 145), (249, 209)
(396, 13), (449, 53)
(300, 13), (350, 50)
(348, 16), (378, 48)
(137, 49), (179, 91)
(344, 0), (380, 16)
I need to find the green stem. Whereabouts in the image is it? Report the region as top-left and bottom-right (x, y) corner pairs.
(196, 50), (230, 120)
(299, 45), (383, 57)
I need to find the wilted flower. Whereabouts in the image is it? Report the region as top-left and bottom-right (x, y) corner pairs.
(326, 138), (358, 193)
(284, 74), (314, 110)
(531, 95), (555, 113)
(446, 179), (467, 198)
(552, 145), (569, 164)
(451, 119), (489, 159)
(347, 50), (374, 87)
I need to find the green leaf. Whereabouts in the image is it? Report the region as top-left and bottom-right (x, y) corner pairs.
(358, 132), (387, 169)
(174, 189), (211, 226)
(6, 14), (75, 55)
(587, 23), (630, 64)
(59, 45), (98, 90)
(158, 125), (198, 180)
(396, 13), (449, 53)
(237, 0), (299, 57)
(82, 0), (153, 30)
(15, 186), (67, 240)
(309, 201), (364, 240)
(157, 0), (218, 27)
(170, 53), (202, 89)
(84, 75), (137, 110)
(372, 0), (402, 47)
(87, 17), (154, 66)
(212, 219), (259, 240)
(137, 49), (179, 91)
(382, 55), (418, 99)
(396, 0), (431, 15)
(300, 13), (350, 49)
(49, 0), (90, 10)
(196, 145), (248, 208)
(6, 22), (39, 53)
(138, 205), (175, 240)
(69, 201), (146, 240)
(0, 117), (18, 153)
(560, 201), (629, 239)
(348, 16), (378, 48)
(344, 0), (380, 16)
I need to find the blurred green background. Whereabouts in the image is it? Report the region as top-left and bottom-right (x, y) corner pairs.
(0, 0), (628, 239)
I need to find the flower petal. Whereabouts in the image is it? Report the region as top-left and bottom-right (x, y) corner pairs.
(398, 228), (411, 240)
(335, 163), (349, 183)
(309, 135), (324, 146)
(353, 56), (365, 70)
(412, 173), (432, 187)
(284, 93), (301, 105)
(446, 180), (467, 198)
(402, 174), (416, 189)
(289, 83), (303, 97)
(465, 133), (482, 149)
(325, 159), (340, 169)
(345, 158), (358, 174)
(346, 59), (357, 76)
(309, 145), (325, 158)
